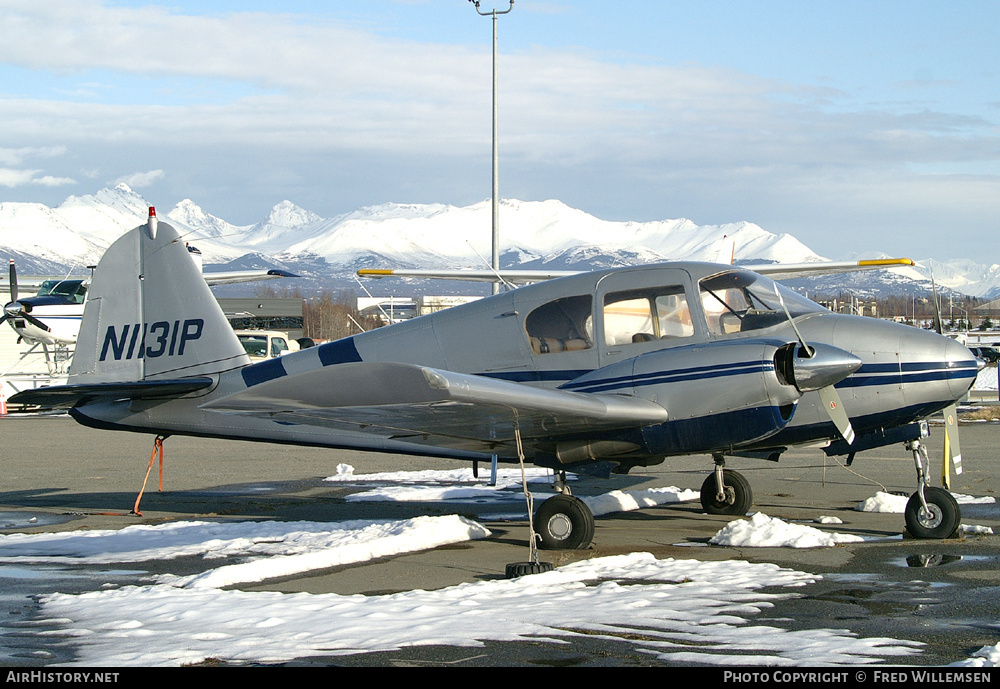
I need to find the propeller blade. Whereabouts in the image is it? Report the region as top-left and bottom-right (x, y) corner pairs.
(928, 267), (962, 488)
(21, 312), (51, 333)
(818, 385), (856, 445)
(941, 403), (962, 489)
(929, 262), (944, 335)
(8, 259), (17, 303)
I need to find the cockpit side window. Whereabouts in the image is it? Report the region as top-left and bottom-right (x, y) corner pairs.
(603, 286), (693, 346)
(37, 279), (87, 304)
(525, 295), (593, 354)
(699, 270), (821, 337)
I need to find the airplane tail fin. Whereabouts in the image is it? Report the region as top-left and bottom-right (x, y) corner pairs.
(716, 235), (735, 265)
(69, 208), (250, 383)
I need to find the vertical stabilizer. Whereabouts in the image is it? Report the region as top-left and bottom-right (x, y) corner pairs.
(70, 208), (250, 382)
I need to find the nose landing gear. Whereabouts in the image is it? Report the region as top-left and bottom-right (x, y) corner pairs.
(905, 439), (961, 539)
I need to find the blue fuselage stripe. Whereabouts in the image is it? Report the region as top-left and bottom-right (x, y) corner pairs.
(563, 361), (774, 394)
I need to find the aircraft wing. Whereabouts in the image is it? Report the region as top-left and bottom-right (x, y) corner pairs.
(357, 259), (915, 285)
(743, 258), (916, 280)
(201, 362), (669, 454)
(202, 269), (299, 285)
(356, 268), (575, 285)
(0, 269), (298, 293)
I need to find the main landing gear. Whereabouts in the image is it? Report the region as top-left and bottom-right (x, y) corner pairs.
(506, 449), (594, 578)
(533, 471), (595, 550)
(700, 455), (753, 515)
(904, 438), (961, 539)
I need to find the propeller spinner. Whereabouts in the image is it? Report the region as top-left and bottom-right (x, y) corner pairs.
(777, 289), (859, 444)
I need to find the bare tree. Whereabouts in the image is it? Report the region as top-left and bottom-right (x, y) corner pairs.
(303, 290), (381, 341)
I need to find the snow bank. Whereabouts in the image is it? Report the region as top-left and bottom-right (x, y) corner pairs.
(710, 512), (865, 548)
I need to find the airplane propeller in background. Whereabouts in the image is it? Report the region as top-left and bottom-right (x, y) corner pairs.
(0, 260), (51, 334)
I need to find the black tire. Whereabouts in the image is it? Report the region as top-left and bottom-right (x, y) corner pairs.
(700, 469), (753, 515)
(905, 487), (961, 539)
(505, 561), (555, 579)
(534, 494), (595, 550)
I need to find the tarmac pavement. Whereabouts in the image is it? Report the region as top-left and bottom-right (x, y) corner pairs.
(2, 412), (1000, 666)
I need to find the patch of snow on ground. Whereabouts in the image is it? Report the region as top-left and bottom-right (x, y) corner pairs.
(582, 487), (699, 516)
(855, 491), (994, 513)
(0, 516), (491, 589)
(37, 552), (923, 667)
(954, 644), (1000, 667)
(855, 492), (910, 513)
(710, 513), (865, 548)
(327, 465), (555, 502)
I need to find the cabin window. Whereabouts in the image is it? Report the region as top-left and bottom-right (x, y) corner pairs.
(603, 286), (693, 346)
(525, 295), (593, 354)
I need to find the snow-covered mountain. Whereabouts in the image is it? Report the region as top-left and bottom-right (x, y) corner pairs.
(0, 183), (993, 298)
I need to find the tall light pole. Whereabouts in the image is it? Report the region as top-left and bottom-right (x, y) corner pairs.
(470, 0), (514, 295)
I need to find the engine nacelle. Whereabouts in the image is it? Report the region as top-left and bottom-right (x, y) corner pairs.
(564, 339), (807, 457)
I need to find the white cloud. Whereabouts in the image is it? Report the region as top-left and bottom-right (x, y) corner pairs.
(0, 146), (67, 166)
(0, 2), (996, 260)
(114, 169), (164, 188)
(0, 167), (74, 188)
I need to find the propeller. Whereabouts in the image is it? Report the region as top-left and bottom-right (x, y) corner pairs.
(928, 263), (962, 487)
(0, 260), (52, 333)
(777, 289), (859, 444)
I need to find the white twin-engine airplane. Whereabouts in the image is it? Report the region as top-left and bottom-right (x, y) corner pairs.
(11, 208), (978, 553)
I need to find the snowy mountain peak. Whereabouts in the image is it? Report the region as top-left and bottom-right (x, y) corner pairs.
(2, 186), (994, 298)
(263, 200), (322, 228)
(167, 199), (239, 239)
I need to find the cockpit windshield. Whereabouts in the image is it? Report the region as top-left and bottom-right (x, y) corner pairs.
(36, 279), (87, 304)
(698, 269), (825, 337)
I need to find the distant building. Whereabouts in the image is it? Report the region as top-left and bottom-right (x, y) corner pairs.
(357, 295), (482, 325)
(815, 297), (878, 318)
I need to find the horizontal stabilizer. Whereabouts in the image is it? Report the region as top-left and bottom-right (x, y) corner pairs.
(9, 378), (214, 409)
(203, 269), (298, 286)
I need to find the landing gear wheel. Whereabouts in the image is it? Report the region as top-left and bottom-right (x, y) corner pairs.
(905, 487), (960, 539)
(700, 469), (753, 515)
(505, 561), (555, 578)
(534, 494), (595, 550)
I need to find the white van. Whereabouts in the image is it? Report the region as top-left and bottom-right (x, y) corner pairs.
(234, 330), (300, 362)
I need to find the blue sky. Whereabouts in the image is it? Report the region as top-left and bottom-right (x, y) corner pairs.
(0, 0), (998, 262)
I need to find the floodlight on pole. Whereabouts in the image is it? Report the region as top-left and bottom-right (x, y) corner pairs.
(469, 0), (514, 295)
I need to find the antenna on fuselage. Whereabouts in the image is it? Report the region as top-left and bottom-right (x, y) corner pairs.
(466, 240), (515, 291)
